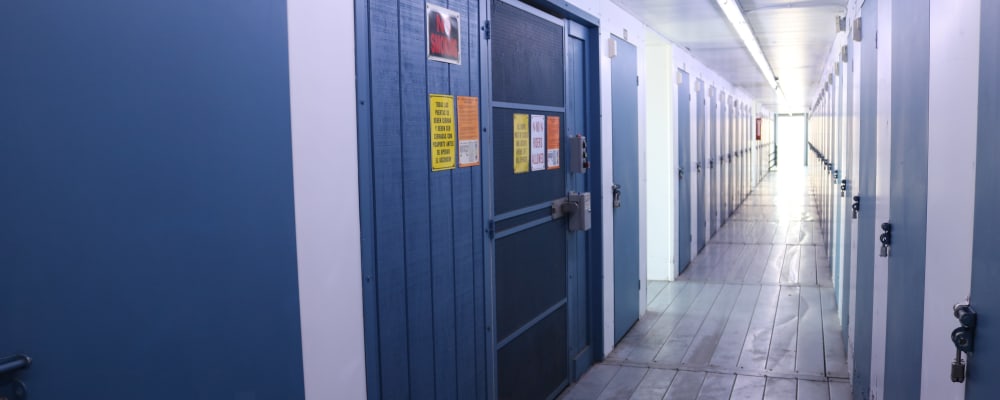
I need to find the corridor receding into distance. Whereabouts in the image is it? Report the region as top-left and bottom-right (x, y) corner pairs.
(561, 168), (851, 399)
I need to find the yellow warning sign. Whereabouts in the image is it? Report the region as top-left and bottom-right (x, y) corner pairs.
(513, 113), (530, 174)
(429, 94), (456, 171)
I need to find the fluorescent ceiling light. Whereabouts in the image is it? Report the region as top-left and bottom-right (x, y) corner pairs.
(716, 0), (779, 91)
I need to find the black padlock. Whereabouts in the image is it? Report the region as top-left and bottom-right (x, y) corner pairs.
(952, 356), (966, 383)
(879, 222), (892, 257)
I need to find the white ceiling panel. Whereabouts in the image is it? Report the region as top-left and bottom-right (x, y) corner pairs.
(612, 0), (847, 112)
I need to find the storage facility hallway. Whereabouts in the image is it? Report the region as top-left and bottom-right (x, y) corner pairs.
(561, 168), (851, 399)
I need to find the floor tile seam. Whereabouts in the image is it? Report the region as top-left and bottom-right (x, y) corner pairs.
(598, 359), (849, 383)
(620, 281), (697, 359)
(675, 278), (834, 289)
(761, 280), (783, 376)
(637, 282), (708, 355)
(593, 366), (651, 399)
(675, 282), (742, 364)
(708, 241), (822, 246)
(650, 282), (726, 362)
(586, 365), (622, 399)
(732, 276), (771, 371)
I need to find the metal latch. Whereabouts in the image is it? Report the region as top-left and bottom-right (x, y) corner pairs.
(553, 192), (591, 232)
(879, 222), (892, 257)
(951, 303), (977, 383)
(612, 184), (622, 209)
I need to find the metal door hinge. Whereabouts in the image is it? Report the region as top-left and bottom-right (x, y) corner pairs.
(484, 20), (491, 40)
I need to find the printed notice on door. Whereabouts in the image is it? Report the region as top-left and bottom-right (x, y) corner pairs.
(426, 5), (461, 64)
(513, 114), (530, 174)
(429, 94), (456, 171)
(530, 115), (546, 171)
(546, 116), (560, 170)
(456, 96), (480, 167)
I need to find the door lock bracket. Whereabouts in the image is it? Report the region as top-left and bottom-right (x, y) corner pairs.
(951, 303), (978, 383)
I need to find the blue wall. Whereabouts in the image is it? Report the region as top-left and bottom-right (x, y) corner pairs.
(357, 0), (488, 398)
(0, 1), (305, 398)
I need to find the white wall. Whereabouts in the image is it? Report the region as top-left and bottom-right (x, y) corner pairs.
(645, 35), (674, 281)
(920, 0), (980, 398)
(286, 1), (367, 399)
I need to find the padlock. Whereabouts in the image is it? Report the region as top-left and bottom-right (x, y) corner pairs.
(952, 356), (966, 383)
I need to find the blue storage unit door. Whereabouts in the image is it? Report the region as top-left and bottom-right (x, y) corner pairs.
(852, 1), (878, 397)
(696, 79), (707, 252)
(0, 1), (305, 399)
(490, 1), (593, 397)
(677, 70), (692, 273)
(884, 0), (930, 397)
(721, 95), (730, 223)
(709, 88), (719, 236)
(967, 0), (1000, 396)
(611, 34), (640, 342)
(726, 101), (735, 217)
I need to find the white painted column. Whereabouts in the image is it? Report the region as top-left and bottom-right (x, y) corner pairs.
(645, 39), (674, 281)
(287, 1), (367, 398)
(920, 0), (981, 398)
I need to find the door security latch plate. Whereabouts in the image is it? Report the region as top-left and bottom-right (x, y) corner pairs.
(552, 192), (591, 232)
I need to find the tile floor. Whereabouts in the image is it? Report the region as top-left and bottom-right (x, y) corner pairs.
(559, 172), (852, 400)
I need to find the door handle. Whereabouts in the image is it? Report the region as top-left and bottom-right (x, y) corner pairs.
(678, 167), (685, 180)
(0, 354), (31, 399)
(612, 184), (622, 209)
(709, 160), (715, 169)
(852, 196), (860, 219)
(696, 162), (702, 173)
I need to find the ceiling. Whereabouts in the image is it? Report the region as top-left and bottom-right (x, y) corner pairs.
(613, 0), (847, 112)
